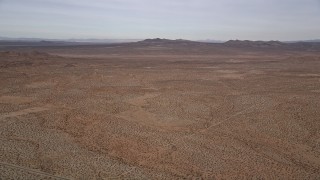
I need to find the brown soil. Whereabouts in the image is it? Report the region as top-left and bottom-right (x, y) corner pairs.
(1, 42), (320, 179)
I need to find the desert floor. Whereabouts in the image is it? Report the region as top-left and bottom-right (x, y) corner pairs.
(1, 42), (320, 179)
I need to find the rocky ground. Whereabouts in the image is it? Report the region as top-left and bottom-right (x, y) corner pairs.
(1, 41), (320, 179)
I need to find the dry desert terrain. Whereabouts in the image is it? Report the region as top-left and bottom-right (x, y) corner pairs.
(1, 39), (320, 179)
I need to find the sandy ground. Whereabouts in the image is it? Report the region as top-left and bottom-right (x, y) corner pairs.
(1, 42), (320, 179)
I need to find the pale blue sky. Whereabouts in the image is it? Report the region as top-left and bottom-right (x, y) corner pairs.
(0, 0), (319, 40)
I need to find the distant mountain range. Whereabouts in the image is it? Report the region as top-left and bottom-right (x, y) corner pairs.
(1, 37), (320, 51)
(1, 36), (319, 43)
(0, 36), (141, 43)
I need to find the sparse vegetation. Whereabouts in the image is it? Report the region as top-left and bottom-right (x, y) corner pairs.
(1, 40), (320, 179)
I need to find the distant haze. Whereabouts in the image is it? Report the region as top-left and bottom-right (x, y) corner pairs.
(0, 0), (319, 41)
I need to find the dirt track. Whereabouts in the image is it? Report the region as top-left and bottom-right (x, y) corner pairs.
(1, 41), (320, 179)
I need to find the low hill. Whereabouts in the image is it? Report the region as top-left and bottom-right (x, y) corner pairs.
(137, 38), (201, 45)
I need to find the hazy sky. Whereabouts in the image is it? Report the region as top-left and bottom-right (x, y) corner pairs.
(0, 0), (319, 40)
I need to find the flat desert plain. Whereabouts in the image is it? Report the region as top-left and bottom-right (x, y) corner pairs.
(1, 40), (320, 179)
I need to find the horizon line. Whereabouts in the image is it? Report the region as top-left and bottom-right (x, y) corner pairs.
(1, 36), (320, 43)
